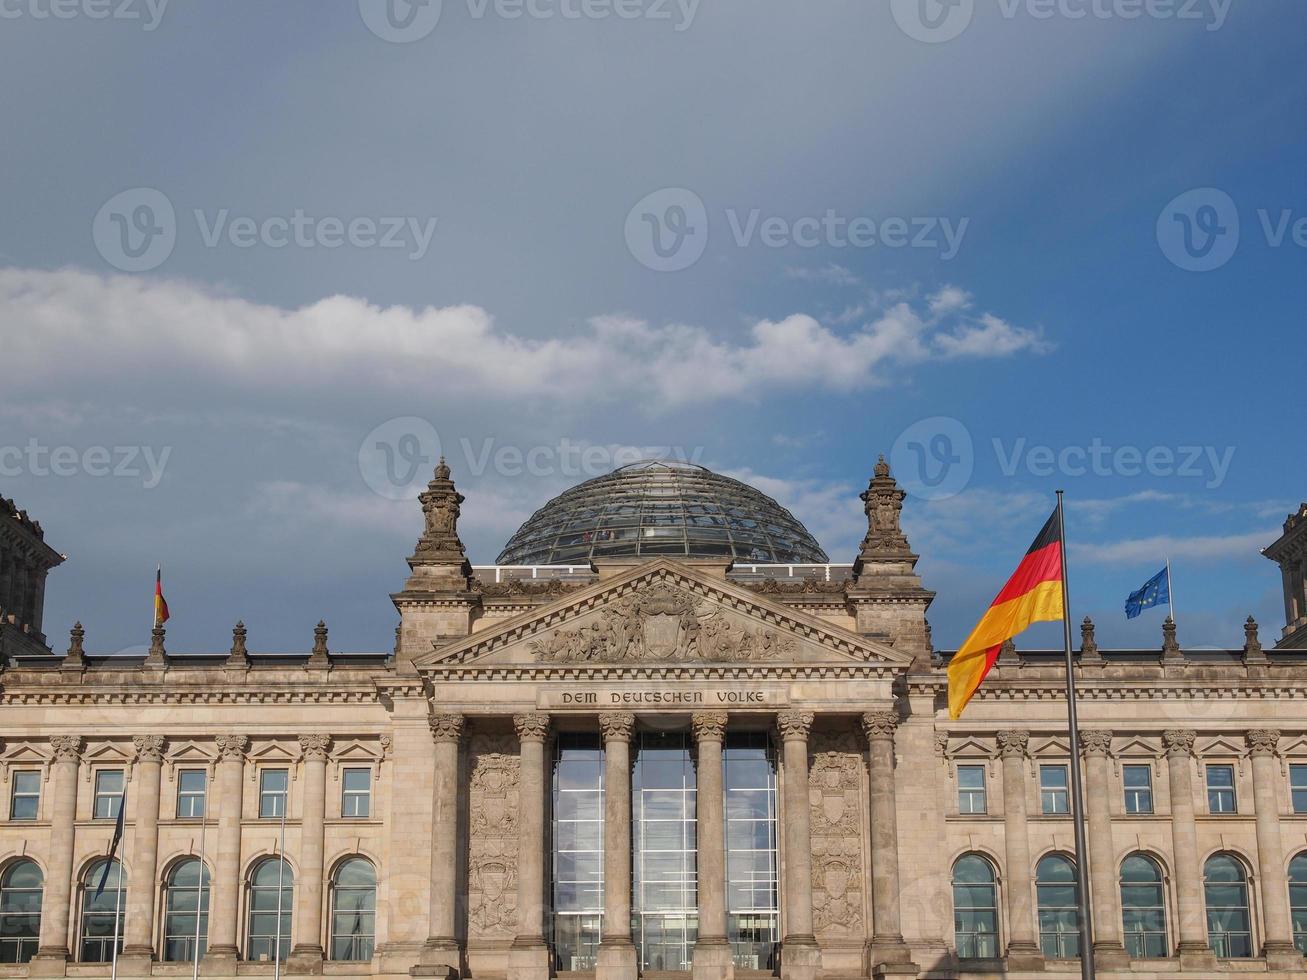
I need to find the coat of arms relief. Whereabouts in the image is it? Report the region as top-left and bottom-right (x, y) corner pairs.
(528, 582), (797, 663)
(809, 730), (866, 938)
(467, 734), (520, 939)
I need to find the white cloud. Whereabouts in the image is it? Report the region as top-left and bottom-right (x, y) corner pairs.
(784, 263), (861, 286)
(932, 313), (1051, 359)
(1074, 530), (1278, 565)
(928, 285), (971, 316)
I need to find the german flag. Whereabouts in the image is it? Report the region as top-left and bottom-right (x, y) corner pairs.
(154, 565), (170, 627)
(947, 507), (1065, 719)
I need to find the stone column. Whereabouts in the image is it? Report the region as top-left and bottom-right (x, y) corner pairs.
(1079, 731), (1128, 968)
(33, 736), (80, 970)
(121, 736), (166, 968)
(508, 713), (551, 980)
(996, 730), (1042, 970)
(777, 712), (821, 980)
(861, 710), (916, 977)
(207, 735), (248, 967)
(1163, 729), (1214, 970)
(1247, 730), (1302, 969)
(595, 713), (637, 980)
(692, 711), (733, 980)
(419, 713), (464, 978)
(290, 735), (331, 971)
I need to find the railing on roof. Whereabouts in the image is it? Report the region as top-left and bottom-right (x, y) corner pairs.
(472, 565), (596, 583)
(471, 562), (856, 583)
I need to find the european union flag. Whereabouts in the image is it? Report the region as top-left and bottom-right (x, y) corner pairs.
(1125, 566), (1170, 620)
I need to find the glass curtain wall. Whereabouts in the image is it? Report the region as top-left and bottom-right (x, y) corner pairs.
(724, 733), (779, 970)
(633, 731), (698, 971)
(552, 733), (606, 971)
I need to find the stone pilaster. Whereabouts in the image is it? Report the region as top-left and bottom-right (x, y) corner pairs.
(692, 711), (734, 980)
(996, 730), (1042, 970)
(1163, 730), (1215, 970)
(508, 713), (551, 980)
(290, 734), (331, 972)
(596, 713), (637, 980)
(418, 713), (465, 979)
(1247, 730), (1303, 969)
(777, 712), (821, 980)
(861, 710), (917, 977)
(206, 735), (248, 969)
(32, 735), (80, 973)
(1079, 731), (1128, 969)
(120, 735), (166, 970)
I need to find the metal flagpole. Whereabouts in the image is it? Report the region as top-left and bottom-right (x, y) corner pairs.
(193, 797), (208, 980)
(1056, 491), (1095, 980)
(110, 786), (127, 980)
(1165, 557), (1175, 624)
(274, 779), (288, 980)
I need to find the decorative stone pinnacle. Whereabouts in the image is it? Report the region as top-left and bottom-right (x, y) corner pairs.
(1161, 616), (1182, 660)
(411, 459), (468, 565)
(1163, 729), (1196, 757)
(227, 621), (250, 667)
(134, 734), (166, 761)
(298, 734), (331, 760)
(1079, 616), (1102, 663)
(598, 712), (636, 741)
(692, 711), (728, 741)
(429, 713), (465, 743)
(145, 625), (167, 667)
(50, 735), (82, 761)
(307, 620), (329, 668)
(997, 637), (1019, 666)
(1247, 729), (1280, 757)
(776, 711), (815, 740)
(861, 709), (899, 740)
(996, 730), (1029, 758)
(215, 734), (249, 759)
(1078, 730), (1113, 757)
(63, 622), (87, 666)
(513, 712), (550, 742)
(856, 455), (912, 562)
(1243, 616), (1268, 664)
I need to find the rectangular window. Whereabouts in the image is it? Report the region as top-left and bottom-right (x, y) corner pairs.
(957, 765), (987, 814)
(1040, 765), (1069, 815)
(259, 769), (288, 818)
(341, 768), (371, 819)
(1207, 764), (1237, 814)
(93, 770), (125, 820)
(1291, 764), (1307, 815)
(176, 769), (206, 818)
(1123, 764), (1153, 814)
(9, 771), (40, 821)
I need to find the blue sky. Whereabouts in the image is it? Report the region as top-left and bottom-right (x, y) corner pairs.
(1, 0), (1302, 655)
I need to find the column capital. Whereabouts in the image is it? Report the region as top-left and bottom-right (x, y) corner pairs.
(298, 733), (332, 760)
(514, 712), (550, 742)
(1163, 729), (1196, 757)
(49, 735), (81, 762)
(996, 729), (1029, 758)
(776, 710), (814, 740)
(598, 712), (635, 741)
(861, 709), (899, 741)
(692, 711), (728, 742)
(215, 734), (249, 760)
(429, 712), (465, 743)
(1247, 728), (1281, 757)
(1078, 729), (1113, 758)
(133, 734), (166, 762)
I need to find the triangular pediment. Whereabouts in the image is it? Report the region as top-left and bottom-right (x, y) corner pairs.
(416, 560), (910, 673)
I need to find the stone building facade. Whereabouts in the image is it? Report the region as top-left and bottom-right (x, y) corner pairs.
(1, 460), (1306, 980)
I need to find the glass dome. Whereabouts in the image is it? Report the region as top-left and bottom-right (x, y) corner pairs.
(496, 460), (828, 566)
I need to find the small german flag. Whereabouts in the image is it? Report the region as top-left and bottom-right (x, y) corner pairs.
(947, 507), (1065, 719)
(154, 565), (170, 627)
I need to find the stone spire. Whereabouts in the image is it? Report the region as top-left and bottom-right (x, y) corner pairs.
(856, 455), (912, 562)
(61, 621), (87, 674)
(412, 458), (468, 564)
(144, 624), (167, 669)
(226, 620), (250, 669)
(1161, 616), (1183, 663)
(307, 620), (330, 669)
(1079, 616), (1103, 665)
(1243, 615), (1268, 666)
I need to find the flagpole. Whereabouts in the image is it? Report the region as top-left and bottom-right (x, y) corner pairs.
(110, 785), (127, 980)
(1056, 491), (1095, 980)
(1166, 556), (1175, 624)
(193, 799), (208, 980)
(274, 781), (287, 980)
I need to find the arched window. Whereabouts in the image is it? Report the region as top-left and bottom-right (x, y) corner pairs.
(246, 858), (293, 963)
(1036, 854), (1080, 958)
(1203, 853), (1252, 958)
(1120, 854), (1168, 958)
(952, 854), (999, 959)
(329, 858), (376, 961)
(1290, 854), (1307, 955)
(80, 860), (126, 962)
(163, 859), (210, 962)
(0, 860), (43, 963)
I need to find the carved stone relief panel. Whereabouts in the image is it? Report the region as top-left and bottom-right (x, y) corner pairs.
(808, 728), (867, 941)
(466, 732), (520, 941)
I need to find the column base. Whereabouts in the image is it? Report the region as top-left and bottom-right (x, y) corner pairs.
(200, 944), (240, 976)
(28, 949), (69, 978)
(692, 937), (735, 980)
(1002, 941), (1045, 971)
(1177, 941), (1217, 971)
(379, 941), (426, 975)
(116, 949), (155, 975)
(412, 938), (463, 978)
(864, 937), (917, 973)
(507, 937), (551, 980)
(1091, 940), (1131, 970)
(596, 938), (638, 980)
(288, 944), (325, 974)
(1263, 941), (1305, 971)
(779, 937), (821, 980)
